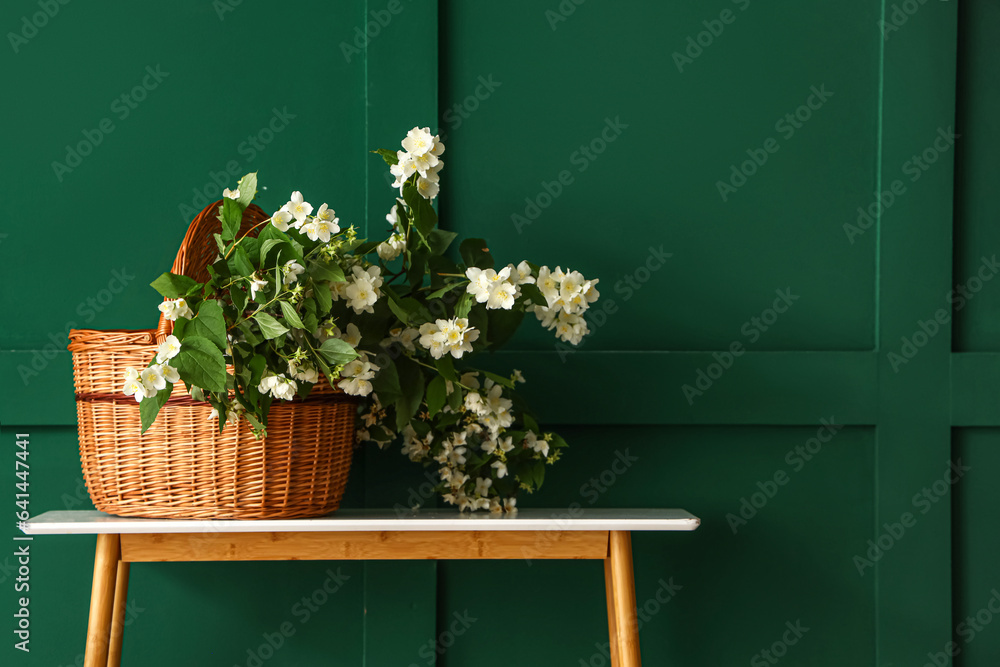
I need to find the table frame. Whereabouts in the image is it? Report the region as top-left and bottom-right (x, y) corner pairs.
(85, 529), (642, 667)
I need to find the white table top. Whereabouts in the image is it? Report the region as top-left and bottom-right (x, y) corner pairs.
(20, 508), (700, 535)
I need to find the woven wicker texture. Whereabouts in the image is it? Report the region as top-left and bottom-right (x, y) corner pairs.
(69, 201), (357, 519)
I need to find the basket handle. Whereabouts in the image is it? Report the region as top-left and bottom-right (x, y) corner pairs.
(155, 200), (271, 345)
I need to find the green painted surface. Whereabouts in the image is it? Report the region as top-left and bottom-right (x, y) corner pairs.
(0, 0), (989, 665)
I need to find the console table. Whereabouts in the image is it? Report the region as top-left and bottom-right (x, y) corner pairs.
(21, 508), (700, 667)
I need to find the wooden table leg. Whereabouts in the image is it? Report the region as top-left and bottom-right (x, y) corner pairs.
(607, 531), (642, 666)
(604, 558), (622, 667)
(106, 561), (130, 667)
(84, 534), (120, 667)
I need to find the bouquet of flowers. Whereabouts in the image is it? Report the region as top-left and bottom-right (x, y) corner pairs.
(126, 127), (600, 512)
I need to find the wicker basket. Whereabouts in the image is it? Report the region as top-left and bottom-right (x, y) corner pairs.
(68, 201), (358, 519)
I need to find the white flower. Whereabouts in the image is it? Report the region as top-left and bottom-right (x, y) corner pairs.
(122, 377), (146, 402)
(486, 281), (516, 310)
(258, 373), (297, 401)
(282, 260), (305, 285)
(417, 318), (479, 359)
(288, 360), (319, 384)
(271, 208), (293, 232)
(140, 365), (166, 393)
(377, 234), (405, 261)
(416, 176), (439, 200)
(316, 203), (339, 225)
(491, 461), (508, 478)
(158, 298), (193, 322)
(465, 267), (492, 303)
(474, 477), (492, 497)
(161, 363), (180, 384)
(390, 158), (416, 189)
(504, 497), (517, 513)
(512, 369), (525, 384)
(381, 326), (418, 352)
(285, 191), (313, 223)
(340, 322), (362, 348)
(513, 261), (535, 285)
(402, 127), (435, 156)
(301, 219), (338, 243)
(344, 265), (383, 314)
(155, 335), (181, 363)
(248, 274), (269, 300)
(525, 431), (549, 457)
(223, 188), (240, 200)
(338, 359), (379, 396)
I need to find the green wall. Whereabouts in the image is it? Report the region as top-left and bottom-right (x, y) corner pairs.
(1, 0), (995, 665)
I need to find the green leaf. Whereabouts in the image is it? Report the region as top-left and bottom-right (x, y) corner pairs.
(139, 382), (173, 434)
(486, 308), (525, 350)
(231, 285), (247, 313)
(481, 370), (515, 389)
(371, 360), (403, 401)
(447, 382), (463, 412)
(427, 282), (464, 300)
(385, 289), (414, 325)
(314, 282), (332, 315)
(172, 336), (227, 393)
(460, 238), (493, 269)
(150, 272), (200, 299)
(213, 233), (226, 255)
(428, 229), (457, 256)
(236, 172), (257, 208)
(403, 185), (438, 243)
(373, 148), (399, 166)
(259, 238), (286, 265)
(395, 357), (425, 431)
(219, 198), (243, 242)
(518, 283), (548, 307)
(230, 246), (255, 277)
(309, 259), (346, 284)
(434, 356), (457, 382)
(190, 300), (227, 352)
(237, 321), (263, 347)
(455, 293), (473, 319)
(426, 375), (446, 418)
(523, 413), (540, 434)
(278, 300), (305, 329)
(317, 338), (358, 367)
(253, 312), (289, 339)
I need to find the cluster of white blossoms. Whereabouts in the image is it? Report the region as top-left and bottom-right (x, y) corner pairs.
(257, 372), (297, 401)
(282, 260), (305, 285)
(390, 127), (445, 200)
(529, 266), (600, 345)
(157, 298), (193, 322)
(465, 261), (534, 311)
(287, 358), (319, 384)
(121, 335), (182, 402)
(417, 317), (480, 359)
(331, 265), (384, 315)
(463, 376), (515, 439)
(270, 191), (341, 243)
(339, 358), (379, 396)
